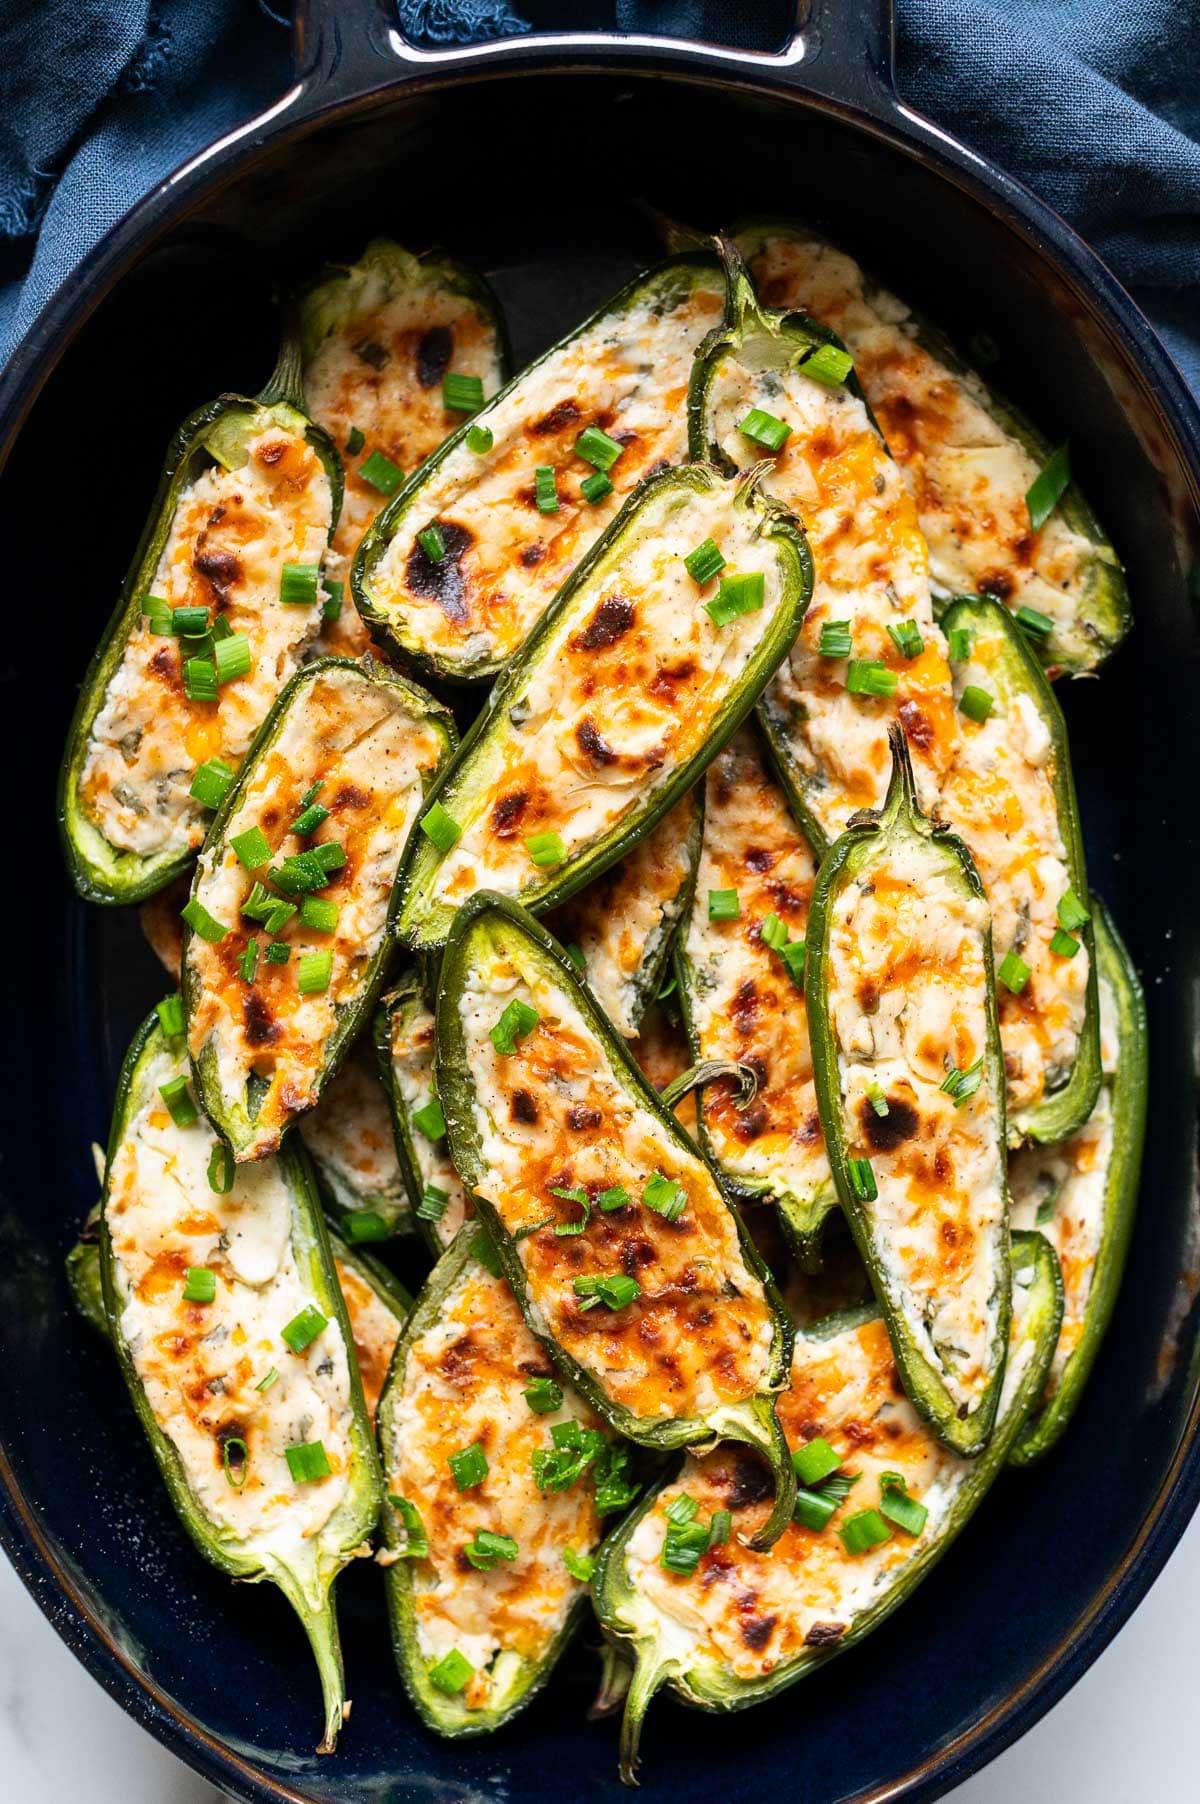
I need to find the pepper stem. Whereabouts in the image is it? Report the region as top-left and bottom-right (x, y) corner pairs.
(882, 721), (920, 829)
(588, 1641), (632, 1721)
(275, 1568), (346, 1754)
(659, 1058), (758, 1113)
(707, 1394), (797, 1551)
(618, 1644), (670, 1787)
(256, 310), (305, 410)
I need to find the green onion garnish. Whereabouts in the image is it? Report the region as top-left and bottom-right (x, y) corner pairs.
(866, 1081), (890, 1118)
(800, 342), (854, 386)
(760, 913), (788, 951)
(279, 563), (320, 606)
(594, 1442), (641, 1516)
(346, 426), (365, 455)
(230, 826), (271, 870)
(819, 620), (853, 659)
(388, 1494), (429, 1558)
(878, 1470), (928, 1536)
(443, 372), (485, 414)
(708, 888), (740, 921)
(598, 1185), (631, 1212)
(794, 1488), (840, 1532)
(642, 1173), (687, 1223)
(342, 1211), (389, 1243)
(848, 1157), (878, 1202)
(285, 1440), (332, 1483)
(428, 1649), (473, 1695)
(489, 998), (538, 1055)
(281, 1304), (327, 1354)
(580, 470), (612, 505)
(188, 758), (234, 810)
(171, 605), (210, 637)
(550, 1184), (591, 1237)
(535, 464), (559, 513)
(960, 684), (993, 724)
(666, 1494), (699, 1525)
(359, 450), (404, 495)
(155, 994), (186, 1042)
(214, 632), (251, 686)
(573, 1273), (641, 1312)
(526, 830), (567, 867)
(887, 621), (924, 660)
(563, 1547), (596, 1582)
(1015, 604), (1054, 641)
(448, 1441), (488, 1490)
(1026, 442), (1070, 532)
(738, 407), (791, 452)
(998, 950), (1032, 992)
(181, 898), (227, 944)
(793, 1437), (841, 1487)
(416, 1182), (449, 1223)
(1049, 927), (1081, 958)
(847, 659), (898, 699)
(575, 425), (624, 472)
(297, 950), (333, 995)
(417, 523), (446, 562)
(709, 1509), (732, 1546)
(289, 802), (329, 837)
(1057, 888), (1090, 931)
(255, 1365), (279, 1393)
(471, 1223), (504, 1276)
(948, 627), (972, 662)
(420, 801), (462, 853)
(299, 895), (338, 934)
(940, 1056), (984, 1106)
(222, 1437), (248, 1490)
(322, 580), (343, 622)
(705, 571), (764, 628)
(412, 1096), (446, 1141)
(182, 656), (218, 703)
(838, 1508), (892, 1555)
(207, 1142), (235, 1195)
(524, 1377), (563, 1414)
(311, 841), (345, 875)
(466, 423), (494, 454)
(265, 942), (290, 964)
(684, 538), (726, 584)
(182, 1266), (215, 1304)
(464, 1529), (518, 1570)
(141, 594), (173, 635)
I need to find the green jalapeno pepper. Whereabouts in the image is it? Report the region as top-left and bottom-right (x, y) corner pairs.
(375, 969), (473, 1257)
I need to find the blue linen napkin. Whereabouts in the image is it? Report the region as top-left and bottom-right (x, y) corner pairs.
(0, 0), (1196, 388)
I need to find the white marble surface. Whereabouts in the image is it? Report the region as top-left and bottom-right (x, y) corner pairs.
(2, 1512), (1200, 1804)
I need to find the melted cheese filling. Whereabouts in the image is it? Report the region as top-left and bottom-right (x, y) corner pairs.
(684, 729), (830, 1209)
(1009, 972), (1118, 1392)
(746, 233), (1109, 641)
(187, 665), (444, 1151)
(827, 833), (1004, 1408)
(549, 795), (698, 1038)
(106, 1039), (354, 1564)
(304, 271), (503, 655)
(299, 1042), (408, 1217)
(81, 422), (333, 859)
(365, 276), (723, 665)
(386, 1259), (602, 1708)
(942, 629), (1089, 1114)
(706, 339), (956, 837)
(427, 480), (788, 914)
(623, 1273), (1039, 1680)
(334, 1256), (401, 1429)
(458, 935), (774, 1422)
(388, 991), (472, 1249)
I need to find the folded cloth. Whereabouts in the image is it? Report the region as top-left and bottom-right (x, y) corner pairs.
(0, 0), (1196, 391)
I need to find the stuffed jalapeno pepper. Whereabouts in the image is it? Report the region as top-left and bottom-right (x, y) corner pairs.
(396, 463), (811, 951)
(736, 221), (1129, 676)
(99, 1008), (381, 1752)
(941, 595), (1101, 1144)
(61, 343), (343, 904)
(690, 240), (956, 853)
(436, 893), (797, 1549)
(182, 657), (455, 1160)
(377, 1230), (634, 1734)
(1009, 898), (1146, 1462)
(807, 729), (1011, 1455)
(299, 1039), (415, 1242)
(353, 256), (725, 681)
(376, 971), (474, 1255)
(594, 1230), (1061, 1783)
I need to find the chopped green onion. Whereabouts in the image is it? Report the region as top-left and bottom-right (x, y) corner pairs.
(799, 341), (854, 386)
(210, 614), (234, 643)
(998, 951), (1031, 993)
(269, 851), (330, 896)
(254, 1366), (279, 1393)
(359, 450), (404, 495)
(948, 627), (972, 662)
(794, 1487), (840, 1532)
(289, 802), (330, 836)
(580, 470), (612, 504)
(940, 1056), (984, 1106)
(417, 1182), (449, 1223)
(848, 1157), (878, 1202)
(709, 1509), (732, 1546)
(322, 578), (344, 622)
(1015, 604), (1055, 641)
(960, 684), (994, 724)
(524, 1376), (563, 1415)
(1050, 927), (1081, 958)
(593, 1442), (641, 1515)
(285, 1440), (331, 1483)
(279, 563), (320, 606)
(448, 1442), (488, 1490)
(155, 994), (185, 1042)
(417, 523), (446, 562)
(342, 1211), (389, 1243)
(660, 1509), (713, 1576)
(838, 1508), (892, 1555)
(311, 841), (346, 876)
(573, 1273), (641, 1312)
(281, 1304), (327, 1353)
(466, 423), (493, 454)
(443, 372), (485, 414)
(705, 570), (764, 628)
(412, 1095), (446, 1140)
(887, 620), (924, 660)
(563, 1547), (596, 1582)
(779, 939), (807, 987)
(428, 1649), (474, 1695)
(470, 1223), (503, 1277)
(819, 620), (853, 659)
(760, 913), (788, 951)
(265, 942), (291, 964)
(847, 659), (898, 699)
(666, 1494), (700, 1525)
(182, 1265), (215, 1304)
(182, 656), (218, 703)
(878, 1470), (928, 1536)
(738, 406), (791, 452)
(598, 1184), (631, 1212)
(346, 426), (365, 455)
(181, 898), (227, 944)
(230, 826), (271, 870)
(222, 1437), (248, 1490)
(793, 1437), (841, 1487)
(575, 425), (624, 472)
(188, 758), (235, 810)
(464, 1529), (518, 1570)
(684, 538), (726, 585)
(490, 998), (538, 1055)
(866, 1081), (890, 1118)
(171, 605), (210, 638)
(550, 1184), (591, 1237)
(214, 632), (251, 686)
(1026, 442), (1071, 532)
(526, 830), (567, 868)
(535, 465), (559, 513)
(531, 1422), (605, 1495)
(299, 896), (338, 934)
(708, 888), (740, 922)
(141, 594), (173, 635)
(642, 1173), (687, 1223)
(388, 1494), (429, 1558)
(240, 882), (275, 923)
(1057, 889), (1091, 931)
(207, 1142), (235, 1195)
(297, 950), (333, 995)
(420, 801), (461, 854)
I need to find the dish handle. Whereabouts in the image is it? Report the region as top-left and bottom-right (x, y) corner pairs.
(292, 0), (899, 121)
